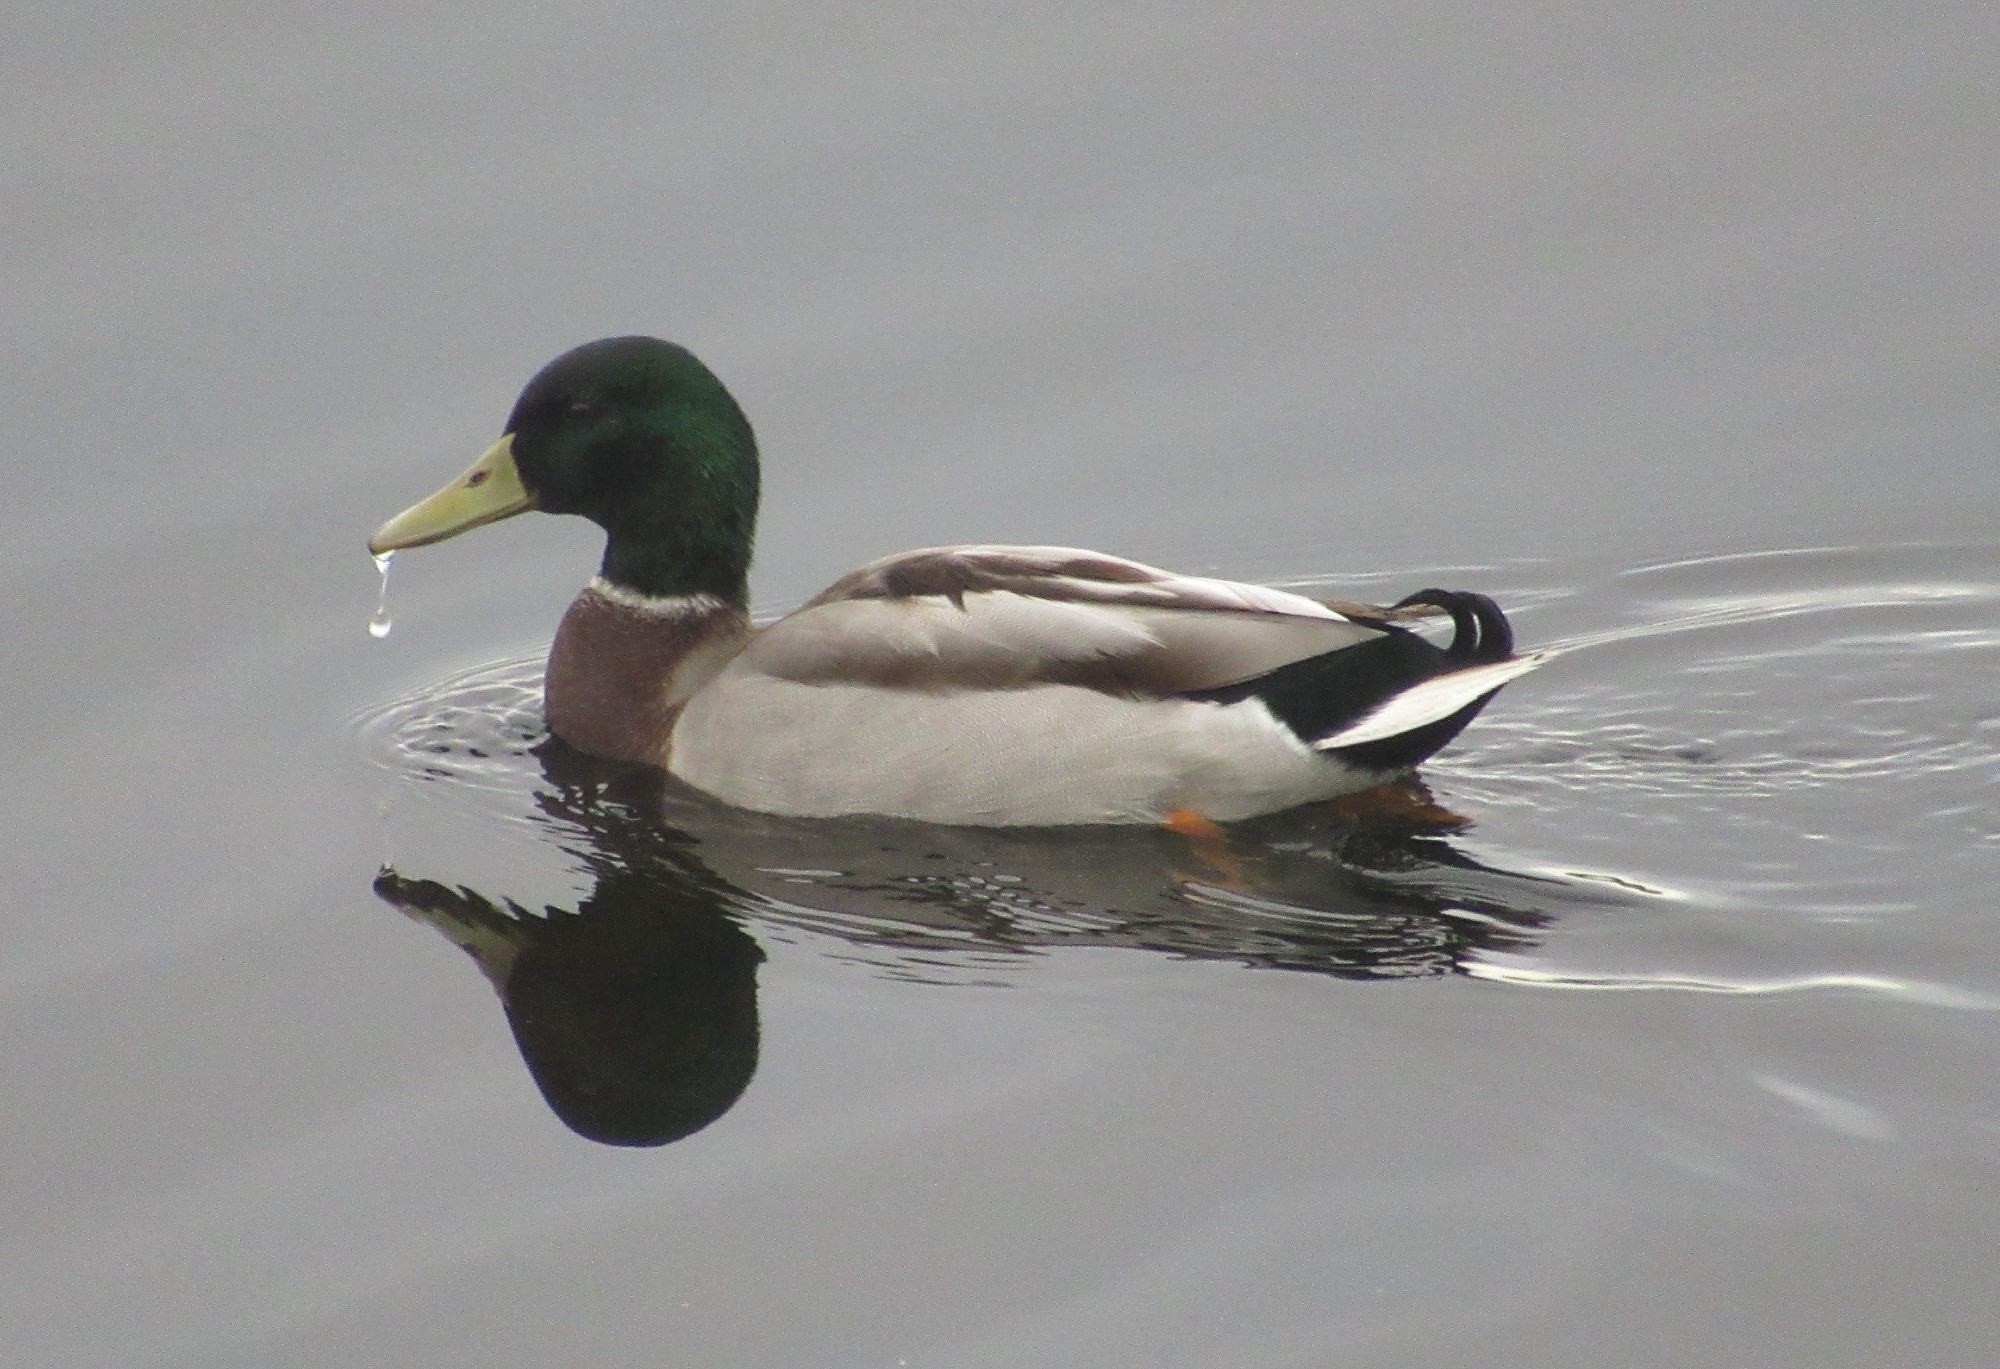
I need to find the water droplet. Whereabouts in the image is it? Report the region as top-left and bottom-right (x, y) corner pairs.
(369, 550), (394, 639)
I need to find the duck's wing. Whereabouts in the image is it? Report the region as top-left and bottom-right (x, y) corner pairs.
(747, 545), (1395, 695)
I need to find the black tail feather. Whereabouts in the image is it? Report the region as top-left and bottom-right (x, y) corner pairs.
(1390, 589), (1514, 663)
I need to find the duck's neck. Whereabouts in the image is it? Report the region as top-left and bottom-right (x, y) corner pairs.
(544, 577), (750, 766)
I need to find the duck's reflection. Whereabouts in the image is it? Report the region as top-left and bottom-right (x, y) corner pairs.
(372, 740), (1589, 1147)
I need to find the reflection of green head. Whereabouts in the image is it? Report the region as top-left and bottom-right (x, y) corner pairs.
(375, 864), (763, 1148)
(501, 872), (764, 1147)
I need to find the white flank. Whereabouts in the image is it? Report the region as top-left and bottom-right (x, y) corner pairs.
(670, 669), (1375, 825)
(1312, 650), (1555, 751)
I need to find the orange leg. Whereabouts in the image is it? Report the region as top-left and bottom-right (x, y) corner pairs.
(1322, 777), (1471, 831)
(1161, 808), (1254, 888)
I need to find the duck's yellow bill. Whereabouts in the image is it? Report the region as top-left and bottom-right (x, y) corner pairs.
(369, 435), (536, 553)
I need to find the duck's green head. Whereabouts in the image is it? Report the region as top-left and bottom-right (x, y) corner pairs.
(370, 337), (760, 602)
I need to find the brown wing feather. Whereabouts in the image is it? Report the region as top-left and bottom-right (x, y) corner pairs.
(756, 545), (1391, 696)
(808, 545), (1162, 608)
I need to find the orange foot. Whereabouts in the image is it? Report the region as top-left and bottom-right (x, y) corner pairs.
(1323, 777), (1472, 831)
(1161, 808), (1255, 889)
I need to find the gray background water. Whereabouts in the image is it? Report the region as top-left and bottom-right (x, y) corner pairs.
(6, 5), (1999, 1366)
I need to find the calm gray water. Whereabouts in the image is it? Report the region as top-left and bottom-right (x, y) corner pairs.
(7, 6), (1999, 1366)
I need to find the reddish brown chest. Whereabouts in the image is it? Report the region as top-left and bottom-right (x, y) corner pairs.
(543, 587), (746, 765)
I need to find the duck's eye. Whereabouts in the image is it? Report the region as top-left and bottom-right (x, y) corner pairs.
(567, 398), (595, 415)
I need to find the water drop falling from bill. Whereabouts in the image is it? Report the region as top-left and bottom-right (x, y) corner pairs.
(370, 550), (395, 639)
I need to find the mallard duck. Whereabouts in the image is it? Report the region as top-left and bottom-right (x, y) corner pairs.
(370, 337), (1545, 826)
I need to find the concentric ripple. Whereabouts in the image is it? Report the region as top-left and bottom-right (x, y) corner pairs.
(1431, 543), (2000, 811)
(349, 652), (549, 818)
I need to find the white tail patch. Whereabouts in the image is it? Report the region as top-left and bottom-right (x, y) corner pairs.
(1312, 650), (1556, 750)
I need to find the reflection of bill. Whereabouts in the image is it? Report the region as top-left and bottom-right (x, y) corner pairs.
(369, 741), (1599, 1149)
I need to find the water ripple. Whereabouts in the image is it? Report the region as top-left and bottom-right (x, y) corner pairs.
(1467, 956), (2000, 1010)
(347, 653), (548, 812)
(1432, 542), (2000, 808)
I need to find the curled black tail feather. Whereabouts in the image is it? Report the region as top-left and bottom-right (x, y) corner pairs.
(1179, 588), (1521, 775)
(1390, 589), (1514, 663)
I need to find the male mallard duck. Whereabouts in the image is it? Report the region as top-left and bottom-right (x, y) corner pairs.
(370, 337), (1544, 826)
